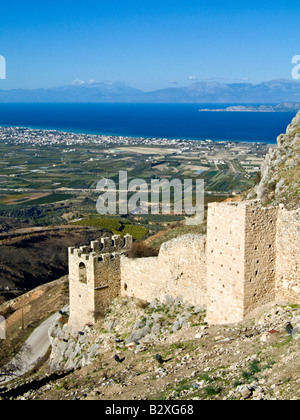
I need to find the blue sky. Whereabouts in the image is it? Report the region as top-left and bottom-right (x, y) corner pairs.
(0, 0), (299, 90)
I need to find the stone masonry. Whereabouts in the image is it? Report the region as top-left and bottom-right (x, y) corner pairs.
(68, 201), (299, 329)
(206, 201), (278, 324)
(275, 206), (300, 303)
(121, 234), (207, 307)
(68, 234), (132, 330)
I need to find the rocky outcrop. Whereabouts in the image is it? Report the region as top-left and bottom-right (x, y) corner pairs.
(48, 297), (206, 372)
(48, 308), (110, 372)
(17, 302), (300, 401)
(248, 110), (300, 208)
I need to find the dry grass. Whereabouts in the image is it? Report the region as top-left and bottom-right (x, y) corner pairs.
(127, 241), (159, 258)
(0, 278), (68, 367)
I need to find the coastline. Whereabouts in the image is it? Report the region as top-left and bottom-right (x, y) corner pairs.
(0, 123), (278, 145)
(0, 102), (295, 145)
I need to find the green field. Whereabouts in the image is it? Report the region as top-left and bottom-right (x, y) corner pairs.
(0, 132), (267, 233)
(73, 216), (149, 240)
(22, 193), (74, 206)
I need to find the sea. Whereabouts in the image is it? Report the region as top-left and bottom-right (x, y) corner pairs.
(0, 103), (297, 144)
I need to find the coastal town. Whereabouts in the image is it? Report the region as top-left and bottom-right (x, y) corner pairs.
(0, 125), (273, 223)
(0, 123), (272, 239)
(0, 125), (271, 181)
(0, 124), (272, 149)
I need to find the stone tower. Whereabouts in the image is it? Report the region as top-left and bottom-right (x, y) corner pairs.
(206, 201), (278, 324)
(68, 234), (132, 330)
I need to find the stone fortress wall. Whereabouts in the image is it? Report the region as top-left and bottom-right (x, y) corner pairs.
(120, 234), (207, 307)
(275, 206), (300, 303)
(68, 201), (299, 329)
(206, 201), (279, 324)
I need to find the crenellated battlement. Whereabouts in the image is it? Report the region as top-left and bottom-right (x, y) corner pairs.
(68, 201), (299, 330)
(69, 234), (132, 261)
(68, 234), (133, 329)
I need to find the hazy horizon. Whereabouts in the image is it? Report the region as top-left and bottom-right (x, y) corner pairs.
(0, 77), (299, 93)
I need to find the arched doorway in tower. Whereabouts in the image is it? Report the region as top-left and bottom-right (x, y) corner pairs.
(79, 262), (87, 284)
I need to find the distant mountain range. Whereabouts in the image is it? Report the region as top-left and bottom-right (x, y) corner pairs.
(0, 79), (299, 104)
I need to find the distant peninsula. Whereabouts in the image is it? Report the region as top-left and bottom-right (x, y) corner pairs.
(199, 103), (300, 112)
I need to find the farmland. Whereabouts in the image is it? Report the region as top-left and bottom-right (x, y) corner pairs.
(0, 126), (271, 238)
(73, 216), (149, 240)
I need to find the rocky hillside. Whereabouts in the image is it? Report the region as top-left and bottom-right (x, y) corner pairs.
(2, 296), (300, 400)
(0, 227), (106, 301)
(248, 110), (300, 209)
(0, 277), (69, 369)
